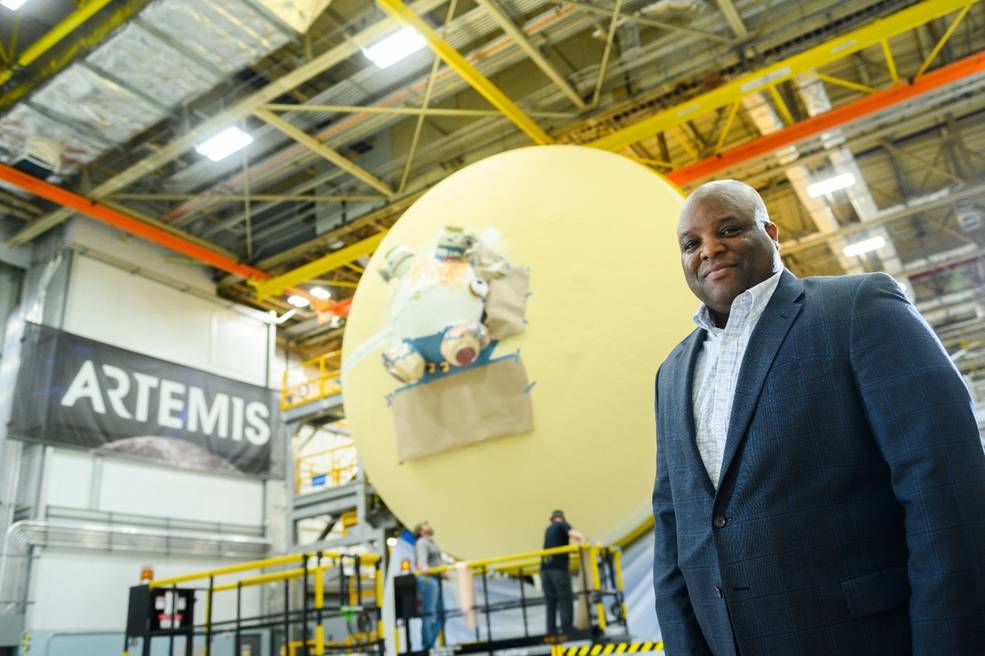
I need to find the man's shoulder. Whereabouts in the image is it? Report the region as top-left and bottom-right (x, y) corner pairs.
(800, 272), (899, 309)
(802, 271), (898, 290)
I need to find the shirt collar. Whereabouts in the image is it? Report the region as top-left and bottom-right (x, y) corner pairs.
(693, 268), (784, 334)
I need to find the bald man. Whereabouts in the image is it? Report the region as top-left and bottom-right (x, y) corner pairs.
(652, 180), (985, 655)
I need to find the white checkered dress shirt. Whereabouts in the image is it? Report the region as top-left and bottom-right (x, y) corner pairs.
(692, 269), (784, 488)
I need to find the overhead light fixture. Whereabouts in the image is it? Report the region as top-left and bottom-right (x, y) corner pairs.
(363, 27), (426, 69)
(843, 236), (886, 257)
(310, 286), (332, 300)
(195, 126), (254, 162)
(0, 0), (30, 10)
(287, 294), (310, 308)
(807, 172), (856, 197)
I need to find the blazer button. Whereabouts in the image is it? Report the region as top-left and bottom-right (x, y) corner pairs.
(714, 586), (723, 598)
(713, 515), (727, 529)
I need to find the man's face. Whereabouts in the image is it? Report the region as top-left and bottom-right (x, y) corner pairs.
(678, 196), (779, 318)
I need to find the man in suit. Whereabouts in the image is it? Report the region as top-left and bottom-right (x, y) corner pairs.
(652, 179), (985, 655)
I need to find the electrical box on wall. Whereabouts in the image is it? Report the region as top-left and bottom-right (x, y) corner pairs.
(126, 585), (196, 635)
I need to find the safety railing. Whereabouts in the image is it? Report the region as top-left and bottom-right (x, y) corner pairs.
(123, 550), (383, 656)
(296, 443), (360, 495)
(398, 544), (628, 655)
(281, 350), (342, 410)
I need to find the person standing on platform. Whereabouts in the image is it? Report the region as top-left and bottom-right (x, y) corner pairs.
(541, 510), (585, 635)
(652, 179), (985, 655)
(414, 521), (444, 650)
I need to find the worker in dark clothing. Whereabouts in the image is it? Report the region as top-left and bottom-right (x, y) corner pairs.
(540, 510), (585, 635)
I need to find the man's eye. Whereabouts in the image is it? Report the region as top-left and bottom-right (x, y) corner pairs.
(721, 226), (741, 236)
(683, 241), (699, 252)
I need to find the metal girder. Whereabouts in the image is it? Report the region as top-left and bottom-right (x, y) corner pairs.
(473, 0), (586, 110)
(249, 233), (386, 300)
(401, 0), (458, 193)
(548, 0), (731, 44)
(915, 1), (974, 77)
(879, 140), (964, 185)
(0, 0), (152, 111)
(262, 103), (573, 118)
(110, 192), (383, 202)
(666, 50), (985, 185)
(0, 164), (269, 281)
(589, 0), (977, 152)
(715, 0), (748, 39)
(6, 0), (449, 247)
(376, 0), (553, 145)
(0, 0), (114, 86)
(254, 108), (394, 196)
(780, 181), (985, 258)
(591, 0), (623, 107)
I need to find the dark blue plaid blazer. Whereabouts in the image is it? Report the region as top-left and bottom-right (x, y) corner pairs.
(652, 270), (985, 655)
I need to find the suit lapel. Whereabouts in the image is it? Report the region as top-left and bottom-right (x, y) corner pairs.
(716, 271), (804, 492)
(674, 329), (717, 497)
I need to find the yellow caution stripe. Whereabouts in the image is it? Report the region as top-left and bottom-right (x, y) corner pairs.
(564, 642), (663, 656)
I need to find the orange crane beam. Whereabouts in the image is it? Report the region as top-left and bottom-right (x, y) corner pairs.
(667, 50), (985, 185)
(0, 163), (270, 281)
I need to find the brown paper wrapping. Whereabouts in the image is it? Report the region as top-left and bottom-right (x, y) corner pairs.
(484, 267), (530, 340)
(390, 356), (533, 462)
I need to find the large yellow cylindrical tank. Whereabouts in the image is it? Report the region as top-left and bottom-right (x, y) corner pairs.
(342, 145), (694, 559)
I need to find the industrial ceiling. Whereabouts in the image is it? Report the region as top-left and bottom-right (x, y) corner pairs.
(0, 0), (982, 391)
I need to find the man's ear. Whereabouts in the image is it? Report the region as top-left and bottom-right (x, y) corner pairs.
(766, 221), (779, 245)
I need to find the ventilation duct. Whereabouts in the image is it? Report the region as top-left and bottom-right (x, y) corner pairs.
(639, 0), (706, 21)
(0, 518), (269, 611)
(255, 0), (334, 33)
(0, 0), (298, 176)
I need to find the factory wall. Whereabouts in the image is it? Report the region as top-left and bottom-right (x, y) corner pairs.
(12, 220), (278, 633)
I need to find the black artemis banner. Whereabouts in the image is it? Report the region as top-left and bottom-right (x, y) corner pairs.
(10, 322), (283, 478)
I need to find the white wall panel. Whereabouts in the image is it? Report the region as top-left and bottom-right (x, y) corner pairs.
(97, 457), (263, 526)
(62, 254), (268, 386)
(27, 550), (261, 630)
(68, 219), (214, 293)
(41, 449), (92, 509)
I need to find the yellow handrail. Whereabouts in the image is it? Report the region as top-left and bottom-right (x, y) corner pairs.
(281, 350), (343, 410)
(417, 543), (601, 576)
(149, 549), (379, 588)
(295, 442), (359, 494)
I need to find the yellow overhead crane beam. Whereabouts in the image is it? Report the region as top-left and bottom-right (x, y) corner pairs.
(588, 0), (978, 152)
(250, 232), (386, 300)
(0, 0), (114, 86)
(260, 0), (974, 297)
(375, 0), (554, 145)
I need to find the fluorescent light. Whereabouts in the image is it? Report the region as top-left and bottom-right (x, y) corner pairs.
(287, 294), (310, 308)
(363, 27), (426, 69)
(195, 126), (253, 162)
(843, 236), (886, 257)
(310, 286), (332, 300)
(0, 0), (30, 10)
(807, 172), (856, 198)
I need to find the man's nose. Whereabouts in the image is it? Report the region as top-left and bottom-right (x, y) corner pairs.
(700, 236), (725, 260)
